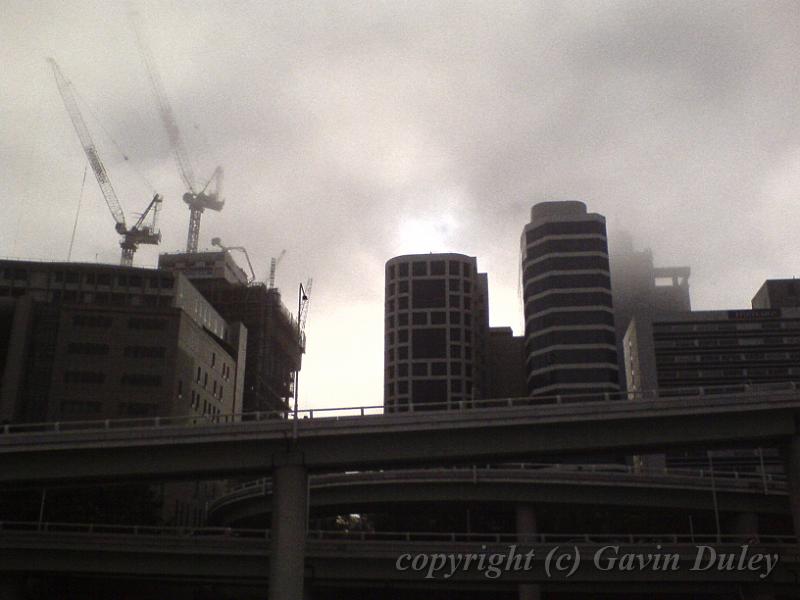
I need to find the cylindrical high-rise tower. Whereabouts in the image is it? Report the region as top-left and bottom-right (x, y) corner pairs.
(521, 201), (619, 399)
(384, 253), (488, 412)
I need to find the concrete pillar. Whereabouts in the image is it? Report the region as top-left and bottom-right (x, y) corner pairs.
(784, 435), (800, 541)
(516, 504), (541, 600)
(268, 460), (308, 600)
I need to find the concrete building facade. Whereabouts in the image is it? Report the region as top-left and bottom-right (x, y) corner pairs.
(0, 259), (248, 528)
(159, 251), (304, 413)
(521, 201), (619, 398)
(0, 260), (246, 425)
(384, 253), (489, 412)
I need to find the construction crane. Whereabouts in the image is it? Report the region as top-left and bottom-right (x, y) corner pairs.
(211, 237), (256, 283)
(268, 250), (286, 289)
(130, 10), (224, 254)
(48, 58), (162, 267)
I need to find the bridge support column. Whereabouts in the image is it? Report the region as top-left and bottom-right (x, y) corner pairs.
(516, 504), (541, 600)
(268, 459), (308, 600)
(784, 435), (800, 541)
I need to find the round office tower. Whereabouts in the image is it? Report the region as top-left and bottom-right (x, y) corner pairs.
(521, 201), (620, 399)
(384, 253), (488, 412)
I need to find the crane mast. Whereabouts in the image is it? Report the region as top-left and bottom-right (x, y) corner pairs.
(49, 58), (162, 266)
(268, 249), (286, 289)
(130, 10), (224, 254)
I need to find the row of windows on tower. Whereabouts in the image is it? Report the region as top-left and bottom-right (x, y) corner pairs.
(523, 219), (606, 243)
(387, 278), (473, 295)
(387, 343), (473, 362)
(388, 362), (473, 378)
(524, 237), (608, 261)
(386, 311), (475, 329)
(387, 260), (474, 279)
(387, 294), (475, 312)
(523, 256), (611, 279)
(387, 379), (474, 397)
(387, 327), (476, 345)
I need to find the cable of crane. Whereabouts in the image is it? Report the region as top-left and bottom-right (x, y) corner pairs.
(73, 86), (157, 195)
(67, 165), (89, 261)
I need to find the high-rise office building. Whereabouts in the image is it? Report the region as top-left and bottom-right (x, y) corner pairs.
(521, 201), (619, 398)
(384, 253), (489, 412)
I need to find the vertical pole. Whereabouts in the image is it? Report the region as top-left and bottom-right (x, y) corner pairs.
(758, 447), (768, 494)
(268, 459), (308, 600)
(37, 489), (46, 530)
(708, 450), (721, 543)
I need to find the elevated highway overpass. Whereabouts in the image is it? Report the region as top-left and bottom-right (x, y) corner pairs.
(208, 464), (790, 526)
(0, 522), (798, 593)
(3, 389), (800, 600)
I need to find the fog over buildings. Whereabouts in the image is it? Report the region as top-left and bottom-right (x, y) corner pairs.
(2, 0), (800, 411)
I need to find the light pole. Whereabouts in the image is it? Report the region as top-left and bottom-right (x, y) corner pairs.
(292, 283), (308, 440)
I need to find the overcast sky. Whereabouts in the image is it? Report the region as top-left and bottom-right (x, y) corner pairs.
(2, 0), (799, 410)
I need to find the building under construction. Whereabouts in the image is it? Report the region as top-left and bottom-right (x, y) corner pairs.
(158, 251), (304, 413)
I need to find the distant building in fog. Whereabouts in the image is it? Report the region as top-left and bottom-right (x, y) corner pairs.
(521, 201), (619, 398)
(610, 232), (691, 390)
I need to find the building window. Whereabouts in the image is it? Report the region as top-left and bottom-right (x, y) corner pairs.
(127, 317), (166, 330)
(412, 363), (427, 376)
(73, 314), (113, 328)
(120, 374), (163, 387)
(67, 342), (109, 356)
(124, 346), (166, 359)
(412, 328), (447, 359)
(412, 279), (446, 309)
(412, 262), (427, 276)
(399, 263), (409, 277)
(211, 352), (216, 367)
(60, 400), (101, 415)
(64, 371), (105, 384)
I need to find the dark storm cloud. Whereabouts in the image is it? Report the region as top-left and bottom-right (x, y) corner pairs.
(3, 0), (800, 405)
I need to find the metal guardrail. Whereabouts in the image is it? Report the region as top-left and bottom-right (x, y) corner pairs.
(0, 522), (794, 546)
(2, 383), (799, 436)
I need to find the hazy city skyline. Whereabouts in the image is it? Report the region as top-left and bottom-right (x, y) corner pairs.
(3, 0), (800, 410)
